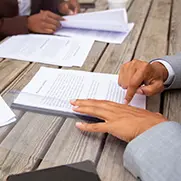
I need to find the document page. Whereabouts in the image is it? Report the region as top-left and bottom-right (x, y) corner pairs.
(0, 96), (16, 127)
(0, 34), (94, 67)
(62, 8), (129, 32)
(14, 67), (146, 117)
(55, 23), (134, 44)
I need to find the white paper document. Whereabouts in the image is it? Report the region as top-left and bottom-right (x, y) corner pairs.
(61, 8), (129, 32)
(55, 23), (134, 44)
(0, 96), (16, 127)
(55, 8), (134, 44)
(13, 67), (146, 118)
(0, 34), (94, 67)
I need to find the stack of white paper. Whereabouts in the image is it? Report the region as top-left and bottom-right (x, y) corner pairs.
(13, 67), (146, 118)
(0, 34), (94, 67)
(0, 96), (16, 127)
(55, 9), (134, 44)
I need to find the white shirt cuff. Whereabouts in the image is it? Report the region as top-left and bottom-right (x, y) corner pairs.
(152, 60), (175, 86)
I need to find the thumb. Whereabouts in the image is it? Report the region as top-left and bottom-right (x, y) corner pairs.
(140, 81), (164, 96)
(60, 3), (74, 15)
(76, 122), (108, 133)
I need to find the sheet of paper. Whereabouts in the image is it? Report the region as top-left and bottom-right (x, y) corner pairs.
(62, 8), (129, 32)
(55, 23), (134, 44)
(0, 34), (94, 67)
(14, 67), (146, 116)
(0, 96), (16, 127)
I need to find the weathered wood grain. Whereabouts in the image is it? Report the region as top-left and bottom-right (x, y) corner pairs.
(39, 0), (109, 169)
(0, 0), (109, 178)
(126, 0), (134, 9)
(86, 0), (108, 12)
(0, 1), (176, 181)
(38, 118), (105, 169)
(0, 64), (58, 144)
(94, 0), (152, 74)
(97, 0), (172, 181)
(134, 0), (171, 112)
(79, 0), (96, 8)
(0, 113), (64, 181)
(0, 59), (30, 93)
(98, 136), (134, 181)
(163, 0), (181, 123)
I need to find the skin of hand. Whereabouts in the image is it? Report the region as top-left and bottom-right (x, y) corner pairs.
(70, 99), (167, 143)
(59, 0), (80, 15)
(27, 10), (64, 34)
(118, 59), (169, 104)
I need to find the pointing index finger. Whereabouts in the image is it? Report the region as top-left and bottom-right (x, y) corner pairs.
(125, 70), (145, 104)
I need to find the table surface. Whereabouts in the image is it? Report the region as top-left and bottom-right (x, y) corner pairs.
(0, 0), (181, 180)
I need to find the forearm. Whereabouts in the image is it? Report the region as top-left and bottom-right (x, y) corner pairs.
(123, 121), (181, 181)
(0, 16), (29, 38)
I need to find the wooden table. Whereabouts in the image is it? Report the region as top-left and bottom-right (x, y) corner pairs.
(0, 0), (180, 180)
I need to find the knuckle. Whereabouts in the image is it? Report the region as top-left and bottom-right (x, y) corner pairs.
(129, 80), (138, 88)
(123, 61), (131, 68)
(132, 59), (138, 63)
(141, 62), (149, 70)
(145, 88), (153, 96)
(90, 124), (100, 131)
(41, 22), (45, 28)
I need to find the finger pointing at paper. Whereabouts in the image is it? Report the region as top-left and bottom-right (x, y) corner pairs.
(118, 59), (168, 104)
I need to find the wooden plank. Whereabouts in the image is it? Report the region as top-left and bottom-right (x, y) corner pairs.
(163, 0), (181, 123)
(98, 136), (134, 181)
(86, 0), (108, 12)
(0, 113), (64, 181)
(94, 0), (152, 74)
(38, 0), (109, 169)
(126, 0), (134, 9)
(97, 0), (172, 181)
(38, 118), (105, 169)
(79, 0), (96, 8)
(0, 0), (109, 178)
(0, 63), (58, 144)
(79, 0), (95, 3)
(0, 59), (30, 93)
(134, 0), (171, 112)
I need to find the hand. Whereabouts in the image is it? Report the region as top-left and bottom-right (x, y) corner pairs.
(70, 99), (167, 142)
(59, 0), (80, 15)
(27, 10), (64, 34)
(119, 59), (169, 104)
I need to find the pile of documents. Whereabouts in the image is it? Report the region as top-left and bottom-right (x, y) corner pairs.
(0, 9), (133, 67)
(0, 96), (16, 127)
(13, 67), (146, 118)
(56, 8), (134, 44)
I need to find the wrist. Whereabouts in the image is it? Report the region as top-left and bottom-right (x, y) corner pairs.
(27, 16), (32, 32)
(151, 62), (168, 82)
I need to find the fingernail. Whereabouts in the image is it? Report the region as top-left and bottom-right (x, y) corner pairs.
(72, 106), (79, 110)
(76, 122), (83, 128)
(69, 11), (74, 15)
(137, 88), (144, 95)
(123, 99), (129, 105)
(70, 99), (76, 104)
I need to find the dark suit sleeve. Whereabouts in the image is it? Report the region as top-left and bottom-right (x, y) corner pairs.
(0, 16), (29, 37)
(41, 0), (64, 14)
